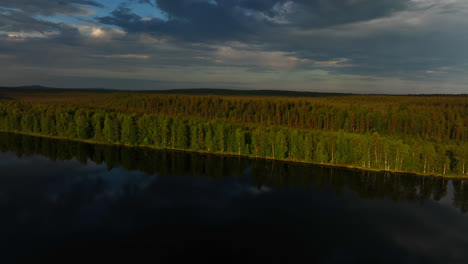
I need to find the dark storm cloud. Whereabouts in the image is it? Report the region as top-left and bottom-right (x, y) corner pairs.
(98, 0), (411, 42)
(237, 0), (278, 11)
(285, 0), (410, 27)
(0, 8), (59, 33)
(96, 0), (446, 82)
(98, 2), (252, 42)
(0, 0), (103, 15)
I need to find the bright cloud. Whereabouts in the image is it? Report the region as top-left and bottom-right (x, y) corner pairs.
(76, 25), (126, 39)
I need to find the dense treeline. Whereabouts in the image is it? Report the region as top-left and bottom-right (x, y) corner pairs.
(0, 97), (467, 177)
(2, 91), (467, 142)
(1, 132), (467, 212)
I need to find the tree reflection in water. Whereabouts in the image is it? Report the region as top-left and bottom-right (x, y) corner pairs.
(1, 132), (466, 213)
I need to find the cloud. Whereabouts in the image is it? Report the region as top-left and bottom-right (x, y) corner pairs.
(288, 0), (410, 28)
(138, 34), (169, 44)
(97, 3), (250, 42)
(240, 1), (296, 25)
(0, 8), (59, 33)
(210, 44), (352, 71)
(76, 25), (126, 39)
(129, 0), (155, 6)
(0, 54), (13, 59)
(94, 0), (412, 48)
(99, 54), (150, 59)
(0, 0), (103, 16)
(213, 46), (310, 70)
(93, 0), (465, 80)
(0, 0), (467, 93)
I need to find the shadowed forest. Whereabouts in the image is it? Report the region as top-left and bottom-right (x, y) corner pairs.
(0, 89), (467, 177)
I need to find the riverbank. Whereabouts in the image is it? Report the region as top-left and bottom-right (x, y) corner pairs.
(2, 130), (466, 180)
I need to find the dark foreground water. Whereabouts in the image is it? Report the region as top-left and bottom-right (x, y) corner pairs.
(1, 133), (468, 263)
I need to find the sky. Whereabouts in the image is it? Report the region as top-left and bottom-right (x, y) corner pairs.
(0, 0), (467, 94)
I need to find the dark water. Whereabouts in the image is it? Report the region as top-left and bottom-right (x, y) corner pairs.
(1, 133), (468, 263)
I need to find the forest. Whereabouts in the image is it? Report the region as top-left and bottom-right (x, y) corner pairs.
(0, 89), (467, 177)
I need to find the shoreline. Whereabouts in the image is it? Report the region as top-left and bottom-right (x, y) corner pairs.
(1, 130), (466, 179)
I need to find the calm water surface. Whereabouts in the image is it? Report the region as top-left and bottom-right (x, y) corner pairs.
(1, 132), (468, 263)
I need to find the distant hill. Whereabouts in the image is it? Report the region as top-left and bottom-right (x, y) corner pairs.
(139, 88), (350, 97)
(0, 86), (349, 97)
(1, 86), (465, 97)
(0, 86), (115, 93)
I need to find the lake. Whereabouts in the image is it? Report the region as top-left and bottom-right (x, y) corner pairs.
(1, 132), (468, 263)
